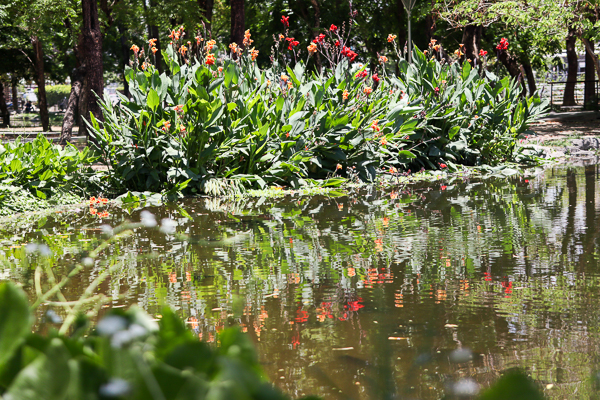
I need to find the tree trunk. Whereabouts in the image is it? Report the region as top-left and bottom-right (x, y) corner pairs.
(230, 0), (245, 47)
(522, 58), (536, 95)
(395, 0), (406, 59)
(582, 37), (600, 82)
(498, 50), (526, 96)
(563, 29), (578, 106)
(425, 0), (436, 43)
(197, 0), (214, 32)
(80, 0), (104, 141)
(461, 25), (481, 66)
(118, 24), (131, 96)
(11, 80), (19, 113)
(31, 36), (50, 132)
(0, 81), (9, 127)
(60, 68), (84, 145)
(148, 0), (163, 73)
(584, 39), (596, 108)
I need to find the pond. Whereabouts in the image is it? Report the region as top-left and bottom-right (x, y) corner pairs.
(1, 164), (599, 399)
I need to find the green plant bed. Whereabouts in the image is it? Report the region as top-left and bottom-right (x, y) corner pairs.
(89, 27), (547, 198)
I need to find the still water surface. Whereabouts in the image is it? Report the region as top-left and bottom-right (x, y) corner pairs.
(1, 165), (600, 399)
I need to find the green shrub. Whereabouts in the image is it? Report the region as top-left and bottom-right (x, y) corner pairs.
(88, 28), (547, 196)
(0, 282), (298, 400)
(0, 134), (98, 200)
(36, 84), (71, 107)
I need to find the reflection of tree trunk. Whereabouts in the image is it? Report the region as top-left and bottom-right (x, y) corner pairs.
(11, 80), (19, 113)
(197, 0), (214, 32)
(0, 81), (9, 127)
(461, 25), (481, 65)
(560, 168), (578, 263)
(230, 0), (245, 48)
(60, 68), (84, 145)
(584, 39), (596, 107)
(80, 0), (104, 140)
(583, 166), (596, 266)
(564, 29), (578, 106)
(32, 35), (50, 131)
(498, 50), (526, 96)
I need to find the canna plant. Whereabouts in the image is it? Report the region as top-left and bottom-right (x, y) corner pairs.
(88, 21), (547, 197)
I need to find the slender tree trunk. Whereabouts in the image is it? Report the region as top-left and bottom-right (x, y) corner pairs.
(230, 0), (245, 47)
(395, 0), (406, 61)
(197, 0), (214, 32)
(31, 36), (50, 131)
(425, 0), (436, 43)
(498, 50), (526, 96)
(148, 0), (163, 73)
(60, 68), (84, 145)
(118, 24), (131, 96)
(461, 25), (481, 65)
(0, 81), (9, 127)
(11, 80), (19, 113)
(80, 0), (104, 140)
(582, 37), (600, 82)
(522, 58), (536, 95)
(563, 29), (578, 106)
(584, 39), (596, 108)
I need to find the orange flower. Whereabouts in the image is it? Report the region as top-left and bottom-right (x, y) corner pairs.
(101, 198), (109, 204)
(218, 66), (223, 73)
(389, 166), (397, 173)
(243, 29), (253, 46)
(287, 81), (293, 89)
(342, 89), (349, 100)
(89, 196), (97, 205)
(380, 137), (388, 146)
(151, 47), (158, 54)
(279, 34), (285, 40)
(433, 44), (440, 51)
(99, 211), (109, 218)
(130, 44), (140, 56)
(281, 74), (289, 82)
(370, 120), (380, 131)
(307, 43), (318, 54)
(195, 36), (201, 45)
(205, 53), (216, 65)
(387, 34), (397, 43)
(205, 39), (216, 52)
(454, 49), (464, 57)
(141, 62), (147, 70)
(336, 164), (342, 170)
(229, 42), (239, 53)
(90, 208), (98, 215)
(149, 38), (157, 47)
(250, 47), (259, 61)
(363, 86), (373, 95)
(267, 79), (271, 86)
(379, 55), (388, 63)
(179, 45), (188, 56)
(162, 121), (172, 132)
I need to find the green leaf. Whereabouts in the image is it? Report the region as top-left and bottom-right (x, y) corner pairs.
(147, 89), (160, 111)
(397, 150), (416, 159)
(0, 283), (32, 368)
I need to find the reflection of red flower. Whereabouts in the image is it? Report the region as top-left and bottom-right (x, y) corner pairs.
(502, 281), (513, 294)
(483, 272), (492, 281)
(295, 309), (308, 323)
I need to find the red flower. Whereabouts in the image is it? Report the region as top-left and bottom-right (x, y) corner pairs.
(441, 185), (447, 191)
(281, 15), (289, 27)
(341, 46), (357, 61)
(439, 163), (447, 168)
(434, 87), (440, 94)
(479, 49), (488, 57)
(330, 24), (338, 32)
(335, 40), (340, 47)
(496, 38), (509, 51)
(372, 73), (380, 83)
(285, 37), (299, 50)
(312, 33), (326, 44)
(355, 70), (368, 79)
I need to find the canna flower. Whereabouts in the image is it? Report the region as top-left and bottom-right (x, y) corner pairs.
(313, 34), (326, 44)
(180, 125), (186, 133)
(355, 70), (368, 79)
(149, 38), (157, 47)
(335, 40), (340, 47)
(195, 36), (201, 45)
(336, 164), (342, 170)
(243, 29), (253, 46)
(287, 81), (293, 89)
(454, 49), (463, 57)
(342, 89), (349, 100)
(218, 66), (223, 73)
(151, 47), (158, 54)
(90, 208), (98, 215)
(229, 42), (239, 53)
(89, 196), (97, 205)
(387, 34), (397, 42)
(162, 120), (172, 132)
(179, 45), (188, 56)
(281, 74), (289, 82)
(330, 24), (338, 32)
(250, 47), (259, 61)
(285, 37), (299, 50)
(439, 163), (447, 168)
(389, 166), (398, 173)
(459, 43), (464, 49)
(379, 55), (388, 63)
(372, 74), (380, 83)
(205, 39), (216, 52)
(205, 53), (216, 65)
(433, 44), (440, 51)
(141, 62), (147, 70)
(363, 86), (373, 95)
(279, 34), (285, 40)
(267, 79), (271, 86)
(281, 15), (290, 27)
(370, 120), (380, 131)
(380, 137), (388, 146)
(429, 39), (437, 46)
(307, 43), (318, 54)
(130, 44), (140, 55)
(100, 197), (109, 204)
(341, 46), (357, 61)
(479, 49), (488, 57)
(496, 38), (509, 51)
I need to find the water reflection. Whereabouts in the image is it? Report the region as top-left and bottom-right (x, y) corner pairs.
(1, 165), (600, 399)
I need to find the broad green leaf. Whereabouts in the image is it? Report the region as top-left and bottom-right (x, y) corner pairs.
(0, 283), (32, 367)
(147, 89), (160, 111)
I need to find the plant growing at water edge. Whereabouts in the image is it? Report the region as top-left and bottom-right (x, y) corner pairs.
(88, 21), (547, 196)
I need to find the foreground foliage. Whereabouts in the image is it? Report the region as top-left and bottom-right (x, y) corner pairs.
(89, 27), (547, 196)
